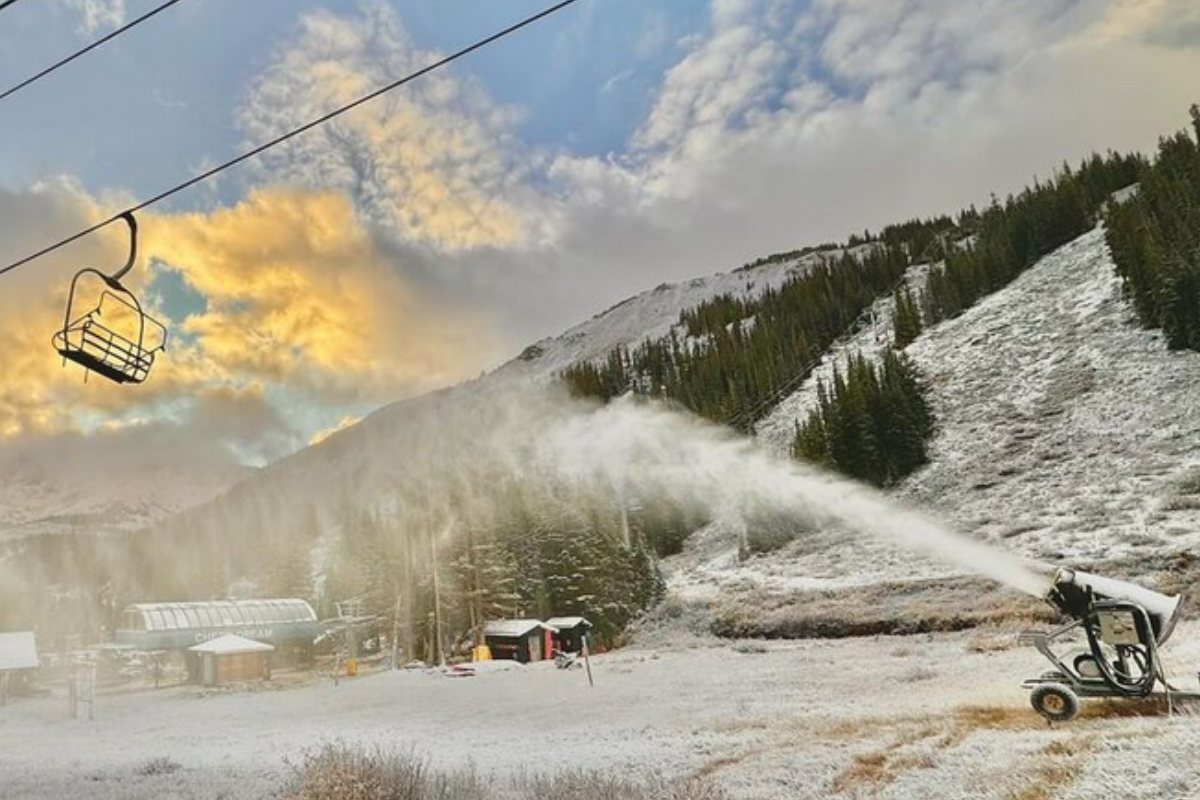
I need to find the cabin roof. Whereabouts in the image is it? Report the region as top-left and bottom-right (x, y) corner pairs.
(188, 634), (275, 655)
(122, 599), (317, 631)
(545, 617), (592, 630)
(483, 619), (556, 638)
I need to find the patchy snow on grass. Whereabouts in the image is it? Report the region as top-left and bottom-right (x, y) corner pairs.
(900, 227), (1200, 564)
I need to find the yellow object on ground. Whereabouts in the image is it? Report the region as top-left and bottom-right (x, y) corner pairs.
(472, 644), (492, 662)
(345, 658), (358, 677)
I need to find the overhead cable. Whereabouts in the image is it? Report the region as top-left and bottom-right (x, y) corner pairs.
(0, 0), (586, 279)
(0, 0), (192, 104)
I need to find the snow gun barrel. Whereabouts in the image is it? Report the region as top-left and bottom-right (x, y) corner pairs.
(1046, 567), (1185, 646)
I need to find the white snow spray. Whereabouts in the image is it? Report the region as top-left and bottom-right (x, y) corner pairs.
(527, 388), (1051, 597)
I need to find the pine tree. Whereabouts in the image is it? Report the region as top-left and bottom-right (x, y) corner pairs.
(792, 350), (935, 487)
(891, 285), (923, 348)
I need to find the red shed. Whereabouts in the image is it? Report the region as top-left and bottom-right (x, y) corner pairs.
(482, 620), (556, 663)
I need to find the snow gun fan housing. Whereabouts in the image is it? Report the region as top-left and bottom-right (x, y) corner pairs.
(1020, 567), (1195, 722)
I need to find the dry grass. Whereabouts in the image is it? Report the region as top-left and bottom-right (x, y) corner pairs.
(710, 577), (1055, 640)
(279, 744), (728, 800)
(965, 632), (1018, 653)
(828, 706), (1062, 796)
(1002, 738), (1097, 800)
(823, 696), (1186, 798)
(830, 746), (936, 796)
(279, 746), (483, 800)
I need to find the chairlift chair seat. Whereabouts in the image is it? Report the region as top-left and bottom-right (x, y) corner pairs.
(51, 213), (167, 385)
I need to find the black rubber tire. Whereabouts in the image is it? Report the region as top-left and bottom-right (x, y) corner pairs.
(1030, 683), (1080, 722)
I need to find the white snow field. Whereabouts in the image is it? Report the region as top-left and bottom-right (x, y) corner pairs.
(3, 625), (1200, 800)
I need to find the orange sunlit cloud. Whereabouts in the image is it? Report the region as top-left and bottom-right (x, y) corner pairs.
(145, 187), (505, 402)
(0, 183), (506, 440)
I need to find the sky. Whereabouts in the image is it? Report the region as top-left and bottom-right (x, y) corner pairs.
(0, 0), (1199, 471)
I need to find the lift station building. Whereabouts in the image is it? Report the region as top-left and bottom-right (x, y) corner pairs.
(115, 599), (319, 674)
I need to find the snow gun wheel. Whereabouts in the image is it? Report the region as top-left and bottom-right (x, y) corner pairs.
(1030, 683), (1079, 722)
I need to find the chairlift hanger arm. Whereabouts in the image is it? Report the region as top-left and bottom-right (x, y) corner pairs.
(108, 213), (137, 286)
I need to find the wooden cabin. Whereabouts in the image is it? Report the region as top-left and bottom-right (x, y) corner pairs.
(188, 635), (274, 686)
(546, 617), (593, 654)
(482, 620), (556, 664)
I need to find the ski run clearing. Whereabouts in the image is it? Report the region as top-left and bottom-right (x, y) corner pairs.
(3, 625), (1200, 800)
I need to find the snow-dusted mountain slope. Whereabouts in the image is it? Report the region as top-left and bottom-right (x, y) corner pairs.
(900, 226), (1200, 561)
(0, 435), (251, 541)
(496, 245), (871, 379)
(688, 225), (1200, 602)
(755, 261), (933, 454)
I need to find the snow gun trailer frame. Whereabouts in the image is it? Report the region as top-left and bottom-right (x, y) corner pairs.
(1019, 568), (1200, 722)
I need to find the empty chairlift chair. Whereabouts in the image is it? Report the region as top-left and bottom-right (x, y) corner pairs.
(52, 212), (167, 384)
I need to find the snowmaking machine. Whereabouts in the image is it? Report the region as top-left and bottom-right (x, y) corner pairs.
(1020, 567), (1200, 722)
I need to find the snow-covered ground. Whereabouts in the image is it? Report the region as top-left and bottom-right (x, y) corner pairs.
(4, 624), (1200, 800)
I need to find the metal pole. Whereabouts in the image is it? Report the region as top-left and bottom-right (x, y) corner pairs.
(391, 592), (402, 670)
(87, 663), (95, 721)
(69, 663), (77, 719)
(430, 524), (446, 668)
(582, 634), (594, 688)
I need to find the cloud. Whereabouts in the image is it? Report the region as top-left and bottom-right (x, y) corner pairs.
(0, 181), (504, 449)
(549, 0), (1200, 267)
(190, 383), (302, 464)
(238, 2), (536, 251)
(309, 414), (362, 446)
(7, 0), (1200, 471)
(143, 187), (504, 403)
(61, 0), (125, 35)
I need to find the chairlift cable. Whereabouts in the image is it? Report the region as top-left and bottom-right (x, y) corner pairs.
(0, 0), (191, 104)
(0, 0), (587, 280)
